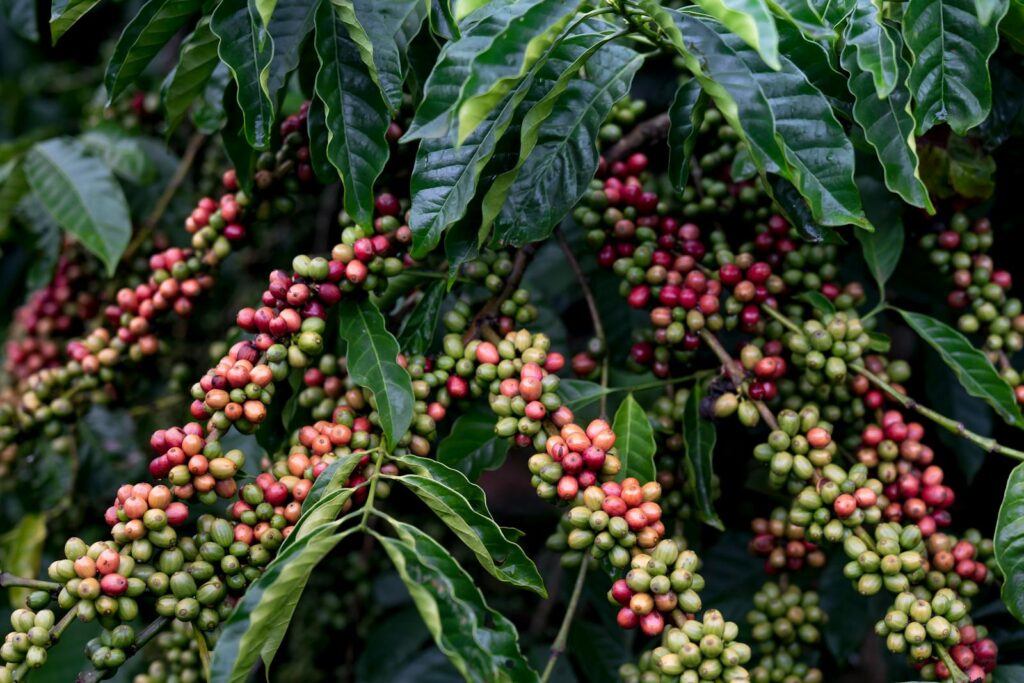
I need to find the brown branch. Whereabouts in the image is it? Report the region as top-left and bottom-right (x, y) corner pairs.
(463, 245), (537, 343)
(698, 329), (779, 430)
(603, 112), (671, 162)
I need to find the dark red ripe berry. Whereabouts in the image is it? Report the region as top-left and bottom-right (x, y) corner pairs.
(937, 230), (961, 250)
(375, 193), (400, 216)
(611, 579), (633, 605)
(265, 482), (289, 506)
(446, 375), (469, 399)
(626, 153), (648, 174)
(627, 286), (650, 309)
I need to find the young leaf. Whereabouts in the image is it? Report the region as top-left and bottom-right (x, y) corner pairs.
(896, 308), (1024, 429)
(682, 385), (724, 530)
(396, 280), (446, 356)
(312, 0), (390, 229)
(854, 163), (904, 292)
(265, 0), (317, 103)
(23, 138), (131, 275)
(375, 519), (539, 683)
(437, 406), (510, 480)
(903, 0), (1009, 135)
(995, 462), (1024, 622)
(385, 460), (546, 595)
(49, 0), (102, 44)
(612, 394), (657, 483)
(211, 0), (275, 149)
(210, 525), (356, 683)
(105, 0), (202, 105)
(337, 297), (414, 448)
(162, 18), (221, 133)
(668, 78), (709, 194)
(351, 0), (426, 113)
(842, 0), (897, 98)
(277, 453), (363, 552)
(841, 22), (933, 211)
(693, 0), (780, 69)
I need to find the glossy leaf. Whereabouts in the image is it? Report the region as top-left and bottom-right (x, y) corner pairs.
(612, 394), (657, 483)
(820, 550), (879, 660)
(396, 280), (446, 356)
(557, 379), (611, 412)
(211, 0), (274, 149)
(219, 82), (255, 189)
(903, 0), (1009, 135)
(842, 22), (932, 211)
(265, 0), (317, 103)
(162, 18), (221, 132)
(682, 384), (723, 530)
(774, 20), (847, 105)
(490, 42), (643, 246)
(105, 0), (201, 105)
(844, 0), (896, 98)
(896, 308), (1024, 429)
(386, 457), (545, 595)
(995, 463), (1024, 622)
(437, 406), (510, 480)
(351, 0), (426, 112)
(765, 0), (836, 41)
(390, 453), (506, 526)
(313, 0), (390, 228)
(337, 297), (414, 448)
(49, 0), (102, 44)
(375, 518), (538, 683)
(305, 94), (334, 182)
(210, 524), (355, 683)
(854, 164), (904, 292)
(977, 0), (1005, 25)
(277, 453), (363, 553)
(768, 176), (843, 244)
(24, 138), (131, 275)
(192, 62), (231, 134)
(694, 0), (780, 69)
(668, 78), (709, 194)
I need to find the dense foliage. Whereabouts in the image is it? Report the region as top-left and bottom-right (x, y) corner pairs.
(4, 0), (1024, 682)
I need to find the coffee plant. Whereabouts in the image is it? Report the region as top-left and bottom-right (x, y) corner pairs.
(4, 1), (1024, 682)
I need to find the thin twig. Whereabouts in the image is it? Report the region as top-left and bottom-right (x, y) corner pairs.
(698, 330), (779, 430)
(603, 112), (671, 162)
(463, 245), (537, 343)
(540, 560), (589, 683)
(0, 572), (60, 593)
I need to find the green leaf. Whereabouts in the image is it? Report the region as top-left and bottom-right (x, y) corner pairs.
(24, 138), (131, 276)
(843, 0), (897, 98)
(767, 175), (844, 244)
(774, 19), (848, 105)
(682, 384), (723, 530)
(253, 0), (275, 33)
(265, 0), (317, 102)
(611, 394), (657, 483)
(337, 297), (414, 448)
(211, 0), (275, 149)
(854, 162), (904, 292)
(766, 0), (836, 41)
(977, 0), (1007, 26)
(105, 0), (201, 105)
(490, 41), (644, 246)
(386, 457), (546, 595)
(0, 514), (47, 607)
(820, 549), (879, 660)
(427, 0), (459, 41)
(842, 22), (933, 211)
(730, 144), (757, 180)
(865, 331), (891, 353)
(947, 134), (996, 199)
(663, 8), (869, 228)
(163, 18), (221, 132)
(351, 0), (425, 112)
(903, 0), (1009, 135)
(668, 79), (709, 195)
(78, 127), (158, 184)
(0, 160), (30, 233)
(277, 453), (363, 553)
(375, 518), (539, 683)
(693, 0), (780, 69)
(437, 406), (510, 480)
(312, 0), (391, 229)
(305, 94), (334, 183)
(795, 291), (836, 316)
(192, 62), (231, 134)
(994, 666), (1024, 683)
(210, 524), (356, 683)
(13, 195), (62, 292)
(995, 462), (1024, 622)
(396, 280), (446, 355)
(49, 0), (102, 44)
(557, 379), (611, 412)
(219, 82), (255, 189)
(896, 308), (1024, 428)
(456, 0), (583, 144)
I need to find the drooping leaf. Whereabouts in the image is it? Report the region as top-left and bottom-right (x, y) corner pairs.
(854, 162), (904, 292)
(437, 406), (510, 480)
(766, 0), (835, 41)
(427, 0), (459, 41)
(557, 379), (611, 412)
(210, 524), (356, 683)
(995, 463), (1024, 623)
(396, 280), (446, 355)
(682, 384), (723, 530)
(211, 0), (275, 149)
(351, 0), (426, 112)
(386, 456), (546, 595)
(668, 79), (709, 195)
(23, 138), (131, 275)
(843, 0), (897, 98)
(842, 23), (933, 211)
(0, 514), (46, 607)
(337, 297), (414, 448)
(611, 394), (657, 483)
(265, 0), (316, 102)
(375, 518), (539, 683)
(693, 0), (780, 68)
(277, 453), (363, 553)
(767, 176), (844, 244)
(219, 82), (255, 189)
(925, 353), (992, 483)
(490, 41), (643, 246)
(78, 127), (158, 184)
(312, 0), (391, 228)
(105, 0), (202, 105)
(49, 0), (102, 44)
(162, 17), (221, 132)
(896, 308), (1024, 429)
(903, 0), (1009, 135)
(976, 0), (1005, 24)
